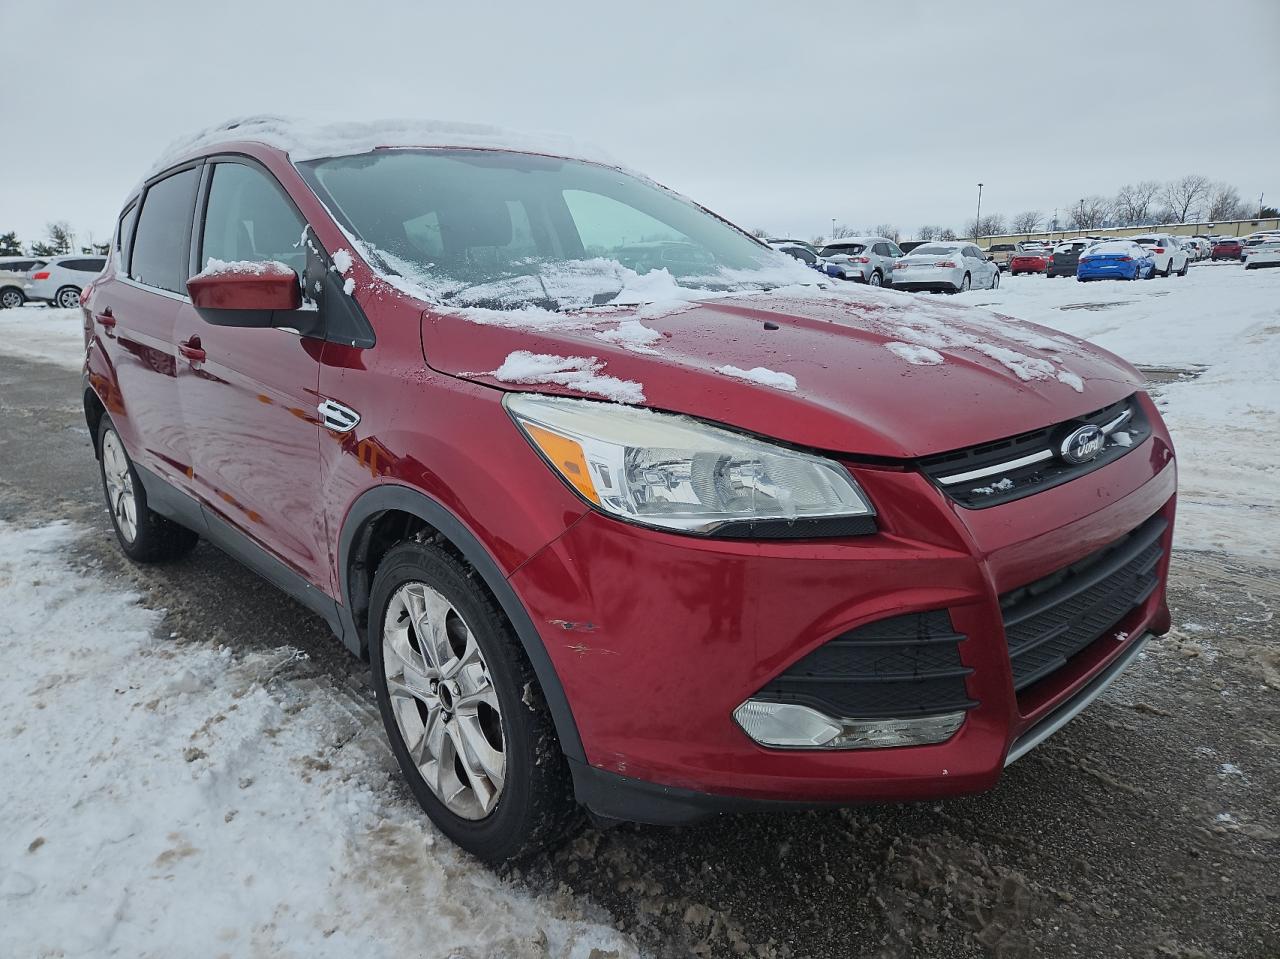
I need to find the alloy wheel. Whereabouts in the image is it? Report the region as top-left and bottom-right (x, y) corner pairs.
(0, 289), (21, 309)
(382, 581), (506, 820)
(57, 287), (80, 308)
(101, 430), (137, 543)
(868, 272), (882, 287)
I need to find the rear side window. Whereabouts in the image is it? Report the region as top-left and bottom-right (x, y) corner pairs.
(131, 167), (200, 294)
(200, 162), (306, 275)
(63, 258), (106, 273)
(117, 202), (138, 272)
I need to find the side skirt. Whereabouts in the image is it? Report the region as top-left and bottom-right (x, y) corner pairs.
(133, 463), (349, 646)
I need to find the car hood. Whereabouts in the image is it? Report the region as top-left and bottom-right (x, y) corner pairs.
(420, 287), (1144, 459)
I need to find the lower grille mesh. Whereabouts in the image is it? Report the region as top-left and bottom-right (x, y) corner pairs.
(754, 611), (977, 719)
(1001, 515), (1166, 692)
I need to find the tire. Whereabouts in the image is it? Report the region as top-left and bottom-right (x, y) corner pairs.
(55, 286), (81, 309)
(1162, 260), (1172, 278)
(990, 269), (1000, 289)
(868, 271), (882, 287)
(369, 540), (577, 863)
(0, 287), (24, 309)
(959, 273), (971, 292)
(1178, 259), (1189, 277)
(97, 416), (200, 562)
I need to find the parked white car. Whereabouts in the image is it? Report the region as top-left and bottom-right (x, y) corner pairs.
(1177, 237), (1209, 261)
(818, 236), (904, 286)
(1129, 234), (1189, 277)
(0, 256), (48, 308)
(1244, 239), (1280, 269)
(767, 241), (828, 273)
(891, 241), (999, 292)
(23, 254), (106, 308)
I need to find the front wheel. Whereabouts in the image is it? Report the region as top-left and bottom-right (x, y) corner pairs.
(369, 541), (577, 863)
(990, 269), (1000, 289)
(959, 273), (971, 292)
(868, 271), (882, 287)
(55, 286), (81, 309)
(97, 417), (199, 562)
(1178, 259), (1189, 276)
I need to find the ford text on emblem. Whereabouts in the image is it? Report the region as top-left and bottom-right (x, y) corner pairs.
(1059, 424), (1105, 465)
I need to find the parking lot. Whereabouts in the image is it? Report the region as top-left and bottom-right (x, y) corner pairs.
(1, 261), (1276, 958)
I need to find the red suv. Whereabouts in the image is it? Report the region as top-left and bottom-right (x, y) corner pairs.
(82, 120), (1177, 862)
(1211, 239), (1243, 260)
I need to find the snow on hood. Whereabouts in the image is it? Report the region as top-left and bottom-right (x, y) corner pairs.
(151, 115), (616, 174)
(421, 284), (1144, 458)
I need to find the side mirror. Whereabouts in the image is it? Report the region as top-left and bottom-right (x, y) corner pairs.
(187, 262), (313, 333)
(986, 253), (995, 261)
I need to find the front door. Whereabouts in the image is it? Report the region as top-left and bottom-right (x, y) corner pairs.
(175, 159), (328, 586)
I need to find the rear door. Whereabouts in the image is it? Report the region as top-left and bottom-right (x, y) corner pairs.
(175, 158), (328, 586)
(96, 166), (202, 490)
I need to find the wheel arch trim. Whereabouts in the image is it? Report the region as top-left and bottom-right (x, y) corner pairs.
(337, 483), (586, 764)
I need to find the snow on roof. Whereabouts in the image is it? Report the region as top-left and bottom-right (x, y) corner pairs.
(151, 115), (616, 174)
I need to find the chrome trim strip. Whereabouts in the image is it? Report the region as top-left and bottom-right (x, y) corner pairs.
(1004, 632), (1150, 766)
(936, 449), (1053, 486)
(117, 274), (192, 303)
(1100, 408), (1132, 434)
(937, 403), (1133, 487)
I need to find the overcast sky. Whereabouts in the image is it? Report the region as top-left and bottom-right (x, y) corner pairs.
(4, 0), (1278, 248)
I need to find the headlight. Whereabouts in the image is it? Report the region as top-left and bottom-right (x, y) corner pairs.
(505, 394), (875, 537)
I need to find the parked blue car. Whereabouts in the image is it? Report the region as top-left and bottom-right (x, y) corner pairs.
(1077, 241), (1156, 281)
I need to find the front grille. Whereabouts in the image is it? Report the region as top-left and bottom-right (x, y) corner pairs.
(753, 611), (978, 719)
(1001, 515), (1166, 692)
(918, 394), (1150, 509)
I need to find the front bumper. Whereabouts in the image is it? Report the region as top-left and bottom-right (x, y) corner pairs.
(511, 397), (1177, 817)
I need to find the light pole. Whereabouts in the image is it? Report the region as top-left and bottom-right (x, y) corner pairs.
(831, 217), (836, 241)
(974, 183), (984, 241)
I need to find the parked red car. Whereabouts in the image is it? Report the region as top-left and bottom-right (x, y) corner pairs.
(1009, 250), (1049, 275)
(1211, 239), (1243, 260)
(82, 120), (1177, 862)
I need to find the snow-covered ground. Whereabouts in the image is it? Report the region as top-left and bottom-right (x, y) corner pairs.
(0, 521), (637, 958)
(3, 261), (1276, 562)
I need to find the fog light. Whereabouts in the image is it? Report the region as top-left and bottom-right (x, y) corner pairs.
(733, 700), (965, 750)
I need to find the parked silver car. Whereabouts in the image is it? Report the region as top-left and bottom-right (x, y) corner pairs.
(23, 254), (106, 308)
(818, 235), (903, 286)
(0, 256), (49, 308)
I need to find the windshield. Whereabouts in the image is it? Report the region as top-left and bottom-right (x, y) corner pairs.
(298, 149), (805, 310)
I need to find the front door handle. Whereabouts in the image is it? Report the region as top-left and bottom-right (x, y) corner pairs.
(178, 336), (205, 363)
(94, 309), (116, 329)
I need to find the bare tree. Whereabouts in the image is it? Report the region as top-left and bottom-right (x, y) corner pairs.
(750, 227), (769, 239)
(811, 235), (826, 247)
(872, 223), (900, 242)
(964, 213), (1006, 239)
(1160, 175), (1212, 223)
(830, 223), (856, 240)
(46, 221), (75, 255)
(1205, 183), (1246, 222)
(1113, 181), (1161, 226)
(916, 225), (939, 241)
(1068, 196), (1112, 231)
(1011, 210), (1041, 234)
(938, 227), (957, 241)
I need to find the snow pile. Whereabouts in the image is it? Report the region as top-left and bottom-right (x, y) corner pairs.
(594, 320), (663, 354)
(0, 521), (636, 958)
(489, 351), (646, 404)
(714, 364), (798, 392)
(330, 248), (356, 295)
(0, 306), (84, 368)
(153, 115), (615, 172)
(192, 258), (295, 279)
(885, 342), (945, 365)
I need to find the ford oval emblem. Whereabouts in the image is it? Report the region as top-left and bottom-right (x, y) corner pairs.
(1059, 424), (1105, 465)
